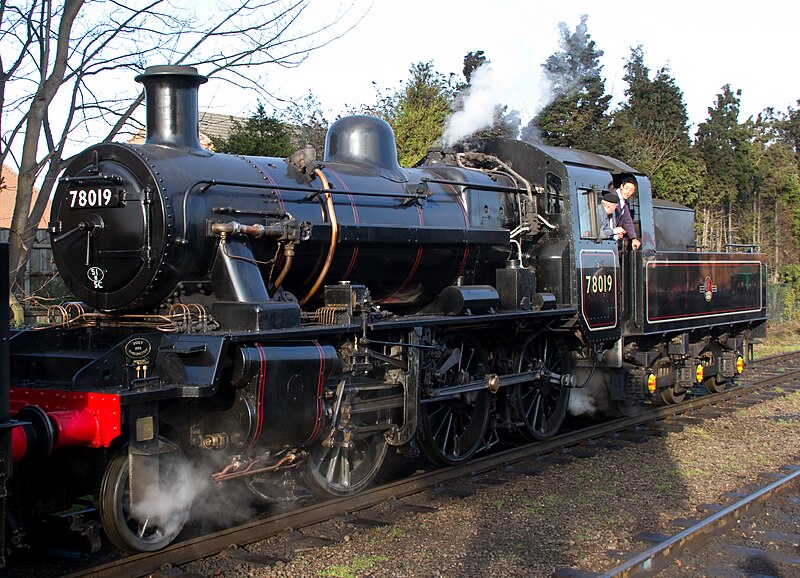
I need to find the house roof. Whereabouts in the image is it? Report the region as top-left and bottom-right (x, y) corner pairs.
(199, 111), (246, 141)
(0, 164), (50, 230)
(127, 127), (217, 150)
(127, 111), (245, 150)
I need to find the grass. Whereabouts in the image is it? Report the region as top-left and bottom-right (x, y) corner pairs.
(754, 320), (800, 357)
(523, 493), (560, 515)
(318, 555), (390, 578)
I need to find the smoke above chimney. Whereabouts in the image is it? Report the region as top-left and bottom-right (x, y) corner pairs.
(441, 59), (555, 147)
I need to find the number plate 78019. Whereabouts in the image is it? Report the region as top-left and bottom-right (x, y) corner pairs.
(68, 188), (122, 209)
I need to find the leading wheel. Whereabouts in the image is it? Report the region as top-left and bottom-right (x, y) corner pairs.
(419, 335), (491, 466)
(301, 384), (391, 498)
(512, 334), (570, 440)
(99, 442), (191, 552)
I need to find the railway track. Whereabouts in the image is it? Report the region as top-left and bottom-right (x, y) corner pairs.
(546, 351), (800, 577)
(14, 350), (800, 578)
(565, 464), (800, 577)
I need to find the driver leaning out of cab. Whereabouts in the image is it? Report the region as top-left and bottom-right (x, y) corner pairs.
(598, 192), (626, 240)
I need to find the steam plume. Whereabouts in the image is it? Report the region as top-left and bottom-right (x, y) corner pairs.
(442, 60), (554, 147)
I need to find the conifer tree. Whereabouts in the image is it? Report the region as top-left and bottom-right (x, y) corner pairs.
(614, 46), (702, 206)
(525, 15), (612, 152)
(694, 86), (755, 247)
(211, 103), (293, 157)
(391, 62), (455, 166)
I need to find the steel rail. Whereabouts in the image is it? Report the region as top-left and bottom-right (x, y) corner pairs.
(600, 467), (800, 577)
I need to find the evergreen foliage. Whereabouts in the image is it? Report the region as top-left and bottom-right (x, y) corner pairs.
(614, 46), (690, 168)
(613, 46), (698, 205)
(770, 101), (800, 162)
(695, 86), (752, 206)
(462, 50), (487, 84)
(390, 62), (456, 166)
(210, 102), (293, 157)
(526, 15), (612, 152)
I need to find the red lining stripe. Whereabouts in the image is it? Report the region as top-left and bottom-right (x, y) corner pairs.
(648, 307), (761, 321)
(249, 343), (267, 448)
(328, 169), (360, 279)
(456, 247), (471, 279)
(381, 206), (425, 303)
(304, 341), (326, 445)
(445, 182), (470, 280)
(258, 166), (285, 212)
(445, 182), (469, 229)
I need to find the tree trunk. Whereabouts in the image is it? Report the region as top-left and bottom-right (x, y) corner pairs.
(8, 293), (24, 328)
(775, 199), (779, 280)
(8, 0), (84, 291)
(727, 199), (733, 248)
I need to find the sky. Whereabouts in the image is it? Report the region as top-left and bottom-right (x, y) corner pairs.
(199, 0), (799, 136)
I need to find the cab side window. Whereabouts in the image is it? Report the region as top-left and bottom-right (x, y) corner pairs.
(545, 173), (564, 214)
(577, 188), (601, 240)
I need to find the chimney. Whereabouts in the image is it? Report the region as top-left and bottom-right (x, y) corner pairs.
(135, 65), (208, 150)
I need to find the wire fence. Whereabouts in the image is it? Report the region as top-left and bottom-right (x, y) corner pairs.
(768, 283), (796, 323)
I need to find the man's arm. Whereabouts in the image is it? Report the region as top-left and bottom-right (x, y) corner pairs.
(598, 208), (615, 238)
(617, 205), (638, 240)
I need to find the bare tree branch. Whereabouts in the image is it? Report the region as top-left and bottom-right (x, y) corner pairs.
(10, 0), (84, 282)
(2, 0), (366, 295)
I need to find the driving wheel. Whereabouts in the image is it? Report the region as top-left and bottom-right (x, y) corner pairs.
(511, 333), (570, 440)
(419, 334), (491, 466)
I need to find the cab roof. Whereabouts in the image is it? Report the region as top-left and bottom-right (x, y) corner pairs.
(534, 143), (641, 175)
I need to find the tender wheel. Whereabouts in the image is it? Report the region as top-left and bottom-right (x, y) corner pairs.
(654, 360), (686, 405)
(659, 386), (686, 405)
(700, 350), (727, 393)
(705, 376), (728, 394)
(512, 334), (570, 440)
(301, 383), (391, 498)
(419, 335), (491, 466)
(99, 442), (191, 552)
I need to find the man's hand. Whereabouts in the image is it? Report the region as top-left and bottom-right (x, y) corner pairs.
(613, 226), (626, 236)
(632, 238), (641, 250)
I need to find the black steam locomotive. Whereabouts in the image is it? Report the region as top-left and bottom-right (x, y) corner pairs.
(0, 65), (766, 556)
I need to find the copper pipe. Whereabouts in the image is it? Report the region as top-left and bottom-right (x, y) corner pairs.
(271, 242), (295, 292)
(299, 169), (338, 305)
(211, 453), (303, 482)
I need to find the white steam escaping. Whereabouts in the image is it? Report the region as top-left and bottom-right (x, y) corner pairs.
(567, 368), (612, 417)
(129, 457), (260, 539)
(130, 459), (204, 539)
(568, 385), (603, 416)
(442, 57), (555, 147)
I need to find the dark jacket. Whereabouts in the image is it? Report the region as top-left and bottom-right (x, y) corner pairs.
(614, 200), (638, 241)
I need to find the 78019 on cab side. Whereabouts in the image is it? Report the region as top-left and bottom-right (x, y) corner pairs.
(2, 65), (765, 557)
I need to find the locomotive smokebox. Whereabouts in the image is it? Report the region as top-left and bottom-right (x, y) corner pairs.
(135, 65), (207, 151)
